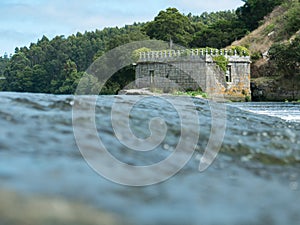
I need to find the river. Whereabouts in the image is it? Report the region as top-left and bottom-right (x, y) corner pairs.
(0, 92), (299, 225)
(229, 102), (300, 123)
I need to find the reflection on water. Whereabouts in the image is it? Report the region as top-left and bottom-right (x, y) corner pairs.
(0, 92), (300, 225)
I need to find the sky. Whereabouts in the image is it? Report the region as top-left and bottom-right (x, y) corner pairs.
(0, 0), (244, 56)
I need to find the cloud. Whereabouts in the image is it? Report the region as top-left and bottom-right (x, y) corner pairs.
(0, 0), (245, 55)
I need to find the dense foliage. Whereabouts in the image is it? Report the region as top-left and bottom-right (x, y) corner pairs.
(250, 0), (300, 80)
(276, 0), (300, 39)
(1, 24), (147, 94)
(0, 54), (9, 76)
(143, 8), (249, 49)
(143, 8), (194, 47)
(236, 0), (284, 30)
(0, 0), (286, 94)
(269, 36), (300, 78)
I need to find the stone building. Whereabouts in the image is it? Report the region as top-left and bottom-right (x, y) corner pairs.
(135, 49), (251, 101)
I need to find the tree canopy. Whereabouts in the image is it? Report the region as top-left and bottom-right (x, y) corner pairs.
(0, 53), (9, 76)
(236, 0), (284, 30)
(1, 24), (147, 94)
(269, 36), (300, 78)
(0, 0), (291, 94)
(143, 8), (194, 47)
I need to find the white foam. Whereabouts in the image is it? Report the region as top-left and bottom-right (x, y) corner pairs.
(248, 109), (300, 122)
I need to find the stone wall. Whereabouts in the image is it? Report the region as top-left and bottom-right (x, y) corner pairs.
(251, 77), (300, 101)
(136, 59), (207, 92)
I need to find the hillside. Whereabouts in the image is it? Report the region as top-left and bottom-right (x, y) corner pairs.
(233, 0), (300, 101)
(232, 6), (284, 54)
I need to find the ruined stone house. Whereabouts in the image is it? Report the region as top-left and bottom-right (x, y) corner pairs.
(135, 49), (251, 101)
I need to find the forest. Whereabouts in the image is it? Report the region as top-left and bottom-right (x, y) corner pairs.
(0, 0), (298, 95)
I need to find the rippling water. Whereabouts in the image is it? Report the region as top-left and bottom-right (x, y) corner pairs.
(230, 102), (300, 122)
(0, 92), (300, 225)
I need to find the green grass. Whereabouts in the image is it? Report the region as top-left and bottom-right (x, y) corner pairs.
(174, 90), (208, 98)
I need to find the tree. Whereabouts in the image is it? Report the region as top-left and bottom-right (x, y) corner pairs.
(2, 52), (31, 91)
(190, 20), (245, 49)
(58, 60), (80, 94)
(268, 36), (300, 100)
(0, 54), (9, 76)
(75, 72), (101, 95)
(143, 8), (194, 47)
(107, 31), (149, 50)
(31, 65), (48, 93)
(189, 10), (238, 25)
(269, 36), (300, 78)
(236, 0), (284, 31)
(279, 1), (300, 38)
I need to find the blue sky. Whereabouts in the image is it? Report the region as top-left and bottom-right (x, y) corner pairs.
(0, 0), (243, 56)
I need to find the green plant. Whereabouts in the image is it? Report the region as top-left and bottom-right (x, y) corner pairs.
(201, 92), (208, 98)
(245, 95), (251, 102)
(186, 90), (208, 98)
(269, 36), (300, 78)
(227, 46), (250, 56)
(213, 55), (228, 72)
(251, 51), (262, 61)
(264, 23), (275, 34)
(243, 44), (250, 49)
(174, 89), (208, 98)
(174, 90), (187, 95)
(280, 1), (300, 37)
(132, 47), (152, 61)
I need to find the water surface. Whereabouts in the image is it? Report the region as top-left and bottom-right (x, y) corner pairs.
(0, 92), (299, 225)
(230, 102), (300, 122)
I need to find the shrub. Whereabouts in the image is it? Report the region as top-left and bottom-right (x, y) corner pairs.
(132, 47), (152, 61)
(213, 55), (229, 72)
(251, 51), (262, 61)
(227, 46), (250, 56)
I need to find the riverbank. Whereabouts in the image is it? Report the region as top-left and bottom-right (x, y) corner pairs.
(119, 88), (214, 100)
(251, 76), (300, 102)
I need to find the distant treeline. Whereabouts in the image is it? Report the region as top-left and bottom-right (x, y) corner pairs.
(0, 0), (285, 94)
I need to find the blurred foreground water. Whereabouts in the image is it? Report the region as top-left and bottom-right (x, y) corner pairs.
(0, 92), (299, 225)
